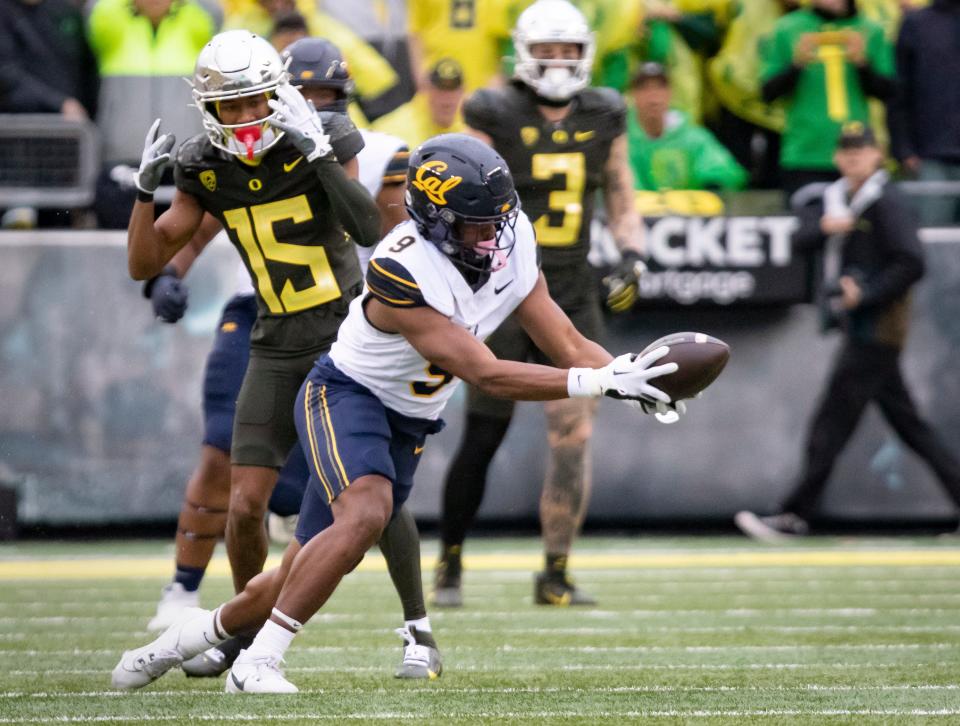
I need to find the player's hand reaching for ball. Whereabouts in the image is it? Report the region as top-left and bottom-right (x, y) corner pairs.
(267, 84), (333, 162)
(567, 347), (676, 405)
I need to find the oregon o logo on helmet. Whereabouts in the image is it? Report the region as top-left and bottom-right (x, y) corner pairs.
(412, 161), (462, 206)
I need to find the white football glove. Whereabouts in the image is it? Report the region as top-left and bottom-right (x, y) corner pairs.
(567, 347), (677, 404)
(634, 398), (687, 424)
(267, 84), (333, 162)
(134, 118), (175, 194)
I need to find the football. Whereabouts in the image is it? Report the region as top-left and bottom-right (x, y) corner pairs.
(639, 332), (730, 401)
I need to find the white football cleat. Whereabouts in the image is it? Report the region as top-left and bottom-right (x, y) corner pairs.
(147, 582), (199, 632)
(225, 650), (298, 694)
(112, 607), (208, 689)
(394, 626), (442, 680)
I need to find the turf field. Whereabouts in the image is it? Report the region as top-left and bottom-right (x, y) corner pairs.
(2, 536), (960, 724)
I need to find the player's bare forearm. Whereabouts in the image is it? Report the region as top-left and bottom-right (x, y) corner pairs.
(366, 297), (573, 401)
(166, 213), (222, 278)
(516, 276), (613, 369)
(603, 134), (645, 256)
(127, 190), (204, 280)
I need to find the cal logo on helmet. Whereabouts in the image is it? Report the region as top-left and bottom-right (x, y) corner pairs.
(412, 160), (462, 206)
(200, 170), (217, 192)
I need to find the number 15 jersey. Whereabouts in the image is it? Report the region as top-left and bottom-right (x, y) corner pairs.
(174, 113), (365, 357)
(329, 213), (541, 421)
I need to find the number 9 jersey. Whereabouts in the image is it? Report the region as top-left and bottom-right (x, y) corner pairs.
(463, 82), (626, 273)
(329, 213), (541, 421)
(174, 112), (366, 356)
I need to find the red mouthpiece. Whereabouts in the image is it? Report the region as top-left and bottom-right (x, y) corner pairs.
(236, 125), (261, 160)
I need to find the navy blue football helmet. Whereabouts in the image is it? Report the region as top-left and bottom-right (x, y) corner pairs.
(282, 38), (354, 113)
(405, 134), (521, 272)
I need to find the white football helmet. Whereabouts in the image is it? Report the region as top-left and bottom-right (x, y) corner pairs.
(191, 30), (288, 161)
(512, 0), (595, 103)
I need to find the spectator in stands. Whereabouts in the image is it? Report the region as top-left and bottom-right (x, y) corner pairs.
(0, 0), (100, 228)
(269, 10), (308, 51)
(372, 58), (466, 148)
(627, 62), (747, 193)
(87, 0), (216, 228)
(761, 0), (896, 199)
(0, 0), (99, 119)
(735, 124), (960, 542)
(407, 0), (514, 92)
(888, 0), (960, 225)
(703, 0), (799, 189)
(224, 0), (398, 113)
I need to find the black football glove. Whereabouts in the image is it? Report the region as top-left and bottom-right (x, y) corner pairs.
(143, 265), (188, 323)
(603, 250), (647, 313)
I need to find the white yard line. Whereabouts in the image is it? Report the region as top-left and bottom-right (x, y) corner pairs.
(5, 662), (951, 677)
(2, 642), (956, 658)
(2, 684), (959, 698)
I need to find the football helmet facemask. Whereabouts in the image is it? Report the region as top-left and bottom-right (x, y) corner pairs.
(405, 134), (520, 273)
(282, 38), (355, 114)
(513, 0), (595, 103)
(191, 30), (288, 161)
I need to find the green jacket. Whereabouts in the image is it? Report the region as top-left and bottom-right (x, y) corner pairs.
(627, 106), (747, 191)
(761, 8), (893, 170)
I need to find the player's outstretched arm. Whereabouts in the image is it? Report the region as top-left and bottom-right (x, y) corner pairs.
(365, 295), (675, 404)
(515, 274), (612, 369)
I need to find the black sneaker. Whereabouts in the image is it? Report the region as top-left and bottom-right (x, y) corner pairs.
(734, 511), (810, 543)
(534, 572), (597, 606)
(180, 633), (253, 678)
(432, 546), (463, 608)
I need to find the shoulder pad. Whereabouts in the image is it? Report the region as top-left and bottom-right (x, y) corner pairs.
(578, 87), (627, 116)
(366, 257), (427, 308)
(577, 87), (626, 137)
(463, 88), (509, 134)
(321, 112), (364, 163)
(175, 133), (214, 171)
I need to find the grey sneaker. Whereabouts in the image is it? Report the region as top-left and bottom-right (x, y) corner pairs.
(394, 626), (442, 680)
(735, 511), (809, 542)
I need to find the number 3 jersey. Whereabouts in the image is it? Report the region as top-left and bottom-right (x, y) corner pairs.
(463, 82), (625, 277)
(329, 213), (541, 421)
(174, 112), (365, 357)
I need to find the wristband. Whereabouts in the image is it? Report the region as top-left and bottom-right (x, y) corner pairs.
(567, 367), (602, 398)
(136, 190), (155, 203)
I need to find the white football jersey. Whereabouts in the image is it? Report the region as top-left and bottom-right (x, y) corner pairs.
(330, 213), (540, 420)
(356, 129), (407, 275)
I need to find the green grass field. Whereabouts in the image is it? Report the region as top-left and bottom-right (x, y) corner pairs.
(2, 536), (960, 724)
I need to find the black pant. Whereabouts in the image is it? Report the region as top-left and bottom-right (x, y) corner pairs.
(783, 340), (960, 518)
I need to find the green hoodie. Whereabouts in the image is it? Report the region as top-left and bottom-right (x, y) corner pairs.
(627, 106), (747, 191)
